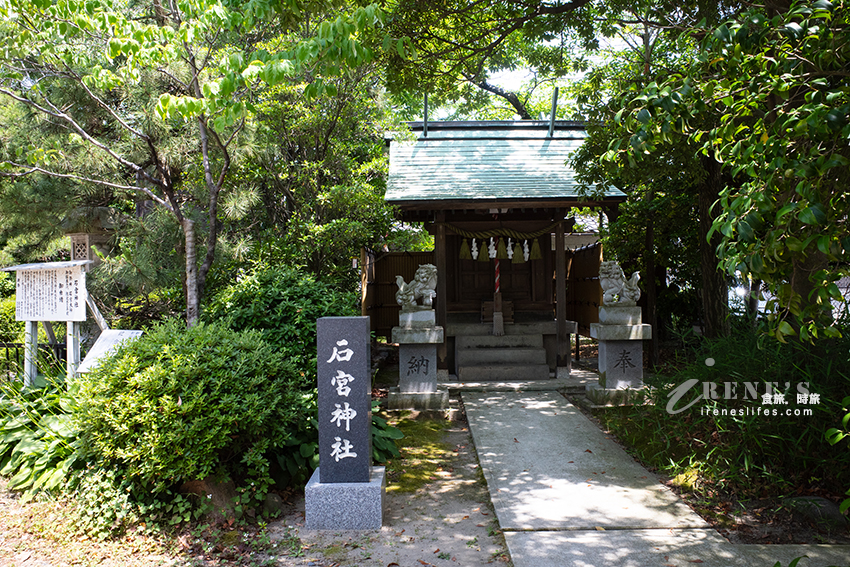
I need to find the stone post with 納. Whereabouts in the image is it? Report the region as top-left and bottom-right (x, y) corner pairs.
(305, 316), (386, 530)
(388, 264), (449, 411)
(586, 261), (652, 405)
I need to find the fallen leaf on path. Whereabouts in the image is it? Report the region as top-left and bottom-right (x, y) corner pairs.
(418, 560), (435, 566)
(462, 515), (469, 519)
(595, 527), (605, 531)
(394, 529), (405, 536)
(433, 549), (440, 554)
(514, 438), (519, 443)
(568, 461), (574, 463)
(585, 449), (593, 453)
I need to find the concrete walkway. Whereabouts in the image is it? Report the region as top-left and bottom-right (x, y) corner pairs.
(461, 390), (850, 567)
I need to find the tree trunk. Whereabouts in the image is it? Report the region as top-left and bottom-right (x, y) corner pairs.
(644, 188), (659, 366)
(790, 250), (830, 323)
(183, 218), (199, 327)
(698, 154), (729, 338)
(747, 279), (761, 327)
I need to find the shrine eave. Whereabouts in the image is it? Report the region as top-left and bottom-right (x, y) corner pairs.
(388, 197), (624, 223)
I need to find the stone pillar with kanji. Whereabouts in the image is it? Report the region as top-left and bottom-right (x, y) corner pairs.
(305, 316), (386, 530)
(586, 261), (652, 404)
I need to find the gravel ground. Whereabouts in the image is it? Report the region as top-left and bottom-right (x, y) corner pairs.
(0, 400), (512, 567)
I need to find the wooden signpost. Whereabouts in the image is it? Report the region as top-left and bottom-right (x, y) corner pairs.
(3, 260), (143, 384)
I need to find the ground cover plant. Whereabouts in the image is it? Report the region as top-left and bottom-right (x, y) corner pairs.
(383, 412), (454, 493)
(0, 372), (79, 504)
(592, 319), (850, 541)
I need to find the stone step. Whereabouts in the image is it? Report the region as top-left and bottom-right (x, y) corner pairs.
(457, 364), (551, 382)
(456, 333), (543, 350)
(448, 321), (559, 337)
(456, 347), (547, 367)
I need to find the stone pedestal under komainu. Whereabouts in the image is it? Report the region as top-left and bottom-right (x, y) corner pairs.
(586, 262), (652, 406)
(388, 264), (449, 411)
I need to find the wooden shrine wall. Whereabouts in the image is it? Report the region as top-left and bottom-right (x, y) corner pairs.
(566, 242), (603, 335)
(361, 248), (434, 339)
(361, 240), (602, 340)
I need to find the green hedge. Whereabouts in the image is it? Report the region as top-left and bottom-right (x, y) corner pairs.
(75, 319), (307, 497)
(204, 265), (359, 389)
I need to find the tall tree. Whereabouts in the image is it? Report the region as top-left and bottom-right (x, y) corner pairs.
(216, 67), (424, 287)
(383, 0), (741, 115)
(570, 25), (717, 354)
(0, 0), (385, 325)
(568, 4), (737, 341)
(605, 0), (850, 340)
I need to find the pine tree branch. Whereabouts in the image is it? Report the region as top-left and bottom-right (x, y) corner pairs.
(0, 87), (163, 189)
(64, 64), (152, 143)
(0, 162), (173, 211)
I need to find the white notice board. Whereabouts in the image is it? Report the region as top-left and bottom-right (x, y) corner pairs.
(4, 261), (90, 322)
(77, 329), (144, 373)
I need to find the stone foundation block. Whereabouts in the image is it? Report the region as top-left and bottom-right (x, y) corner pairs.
(590, 323), (652, 341)
(391, 326), (444, 344)
(387, 387), (450, 410)
(305, 466), (386, 530)
(398, 310), (436, 327)
(585, 384), (647, 407)
(598, 339), (644, 389)
(598, 306), (643, 325)
(398, 343), (438, 392)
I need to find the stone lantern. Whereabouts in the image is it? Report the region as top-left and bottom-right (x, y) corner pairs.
(61, 207), (118, 269)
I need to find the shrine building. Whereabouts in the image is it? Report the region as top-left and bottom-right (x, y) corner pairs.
(364, 120), (626, 380)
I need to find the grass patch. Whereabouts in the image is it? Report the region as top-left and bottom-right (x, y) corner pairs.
(384, 413), (453, 493)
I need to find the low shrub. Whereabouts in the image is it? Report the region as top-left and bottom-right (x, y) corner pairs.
(826, 396), (850, 513)
(0, 296), (18, 342)
(3, 309), (402, 537)
(273, 400), (403, 488)
(75, 319), (309, 504)
(204, 265), (358, 389)
(0, 272), (15, 298)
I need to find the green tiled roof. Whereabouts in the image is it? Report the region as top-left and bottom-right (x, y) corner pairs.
(385, 122), (625, 204)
